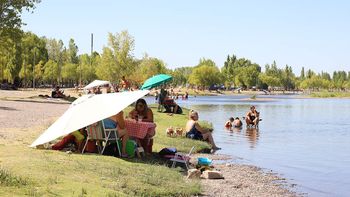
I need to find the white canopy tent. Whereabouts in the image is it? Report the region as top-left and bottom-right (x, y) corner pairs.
(83, 80), (113, 91)
(30, 90), (149, 147)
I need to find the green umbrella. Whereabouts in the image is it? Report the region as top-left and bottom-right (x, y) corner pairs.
(141, 74), (172, 90)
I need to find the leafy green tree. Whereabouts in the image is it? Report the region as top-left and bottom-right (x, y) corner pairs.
(0, 1), (41, 85)
(300, 76), (330, 90)
(320, 71), (331, 81)
(96, 31), (136, 82)
(96, 47), (116, 82)
(45, 38), (64, 63)
(20, 32), (48, 86)
(61, 63), (78, 84)
(221, 54), (237, 87)
(281, 65), (295, 90)
(67, 38), (79, 64)
(45, 38), (65, 83)
(34, 60), (44, 84)
(0, 40), (19, 83)
(189, 59), (221, 88)
(221, 54), (261, 88)
(19, 63), (32, 86)
(306, 69), (315, 79)
(233, 64), (261, 88)
(332, 71), (347, 90)
(259, 73), (281, 88)
(171, 67), (193, 86)
(0, 0), (40, 30)
(130, 55), (167, 85)
(43, 60), (59, 84)
(78, 53), (98, 84)
(300, 67), (305, 79)
(260, 61), (283, 89)
(0, 0), (40, 50)
(108, 30), (135, 77)
(196, 58), (217, 68)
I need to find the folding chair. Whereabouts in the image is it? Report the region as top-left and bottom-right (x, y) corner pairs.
(101, 119), (121, 156)
(170, 146), (195, 170)
(81, 120), (121, 156)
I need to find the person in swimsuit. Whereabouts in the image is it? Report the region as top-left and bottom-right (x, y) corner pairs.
(185, 110), (220, 150)
(225, 117), (234, 128)
(245, 106), (260, 127)
(129, 99), (154, 122)
(233, 117), (243, 128)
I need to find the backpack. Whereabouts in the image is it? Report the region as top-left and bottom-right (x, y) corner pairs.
(158, 147), (177, 157)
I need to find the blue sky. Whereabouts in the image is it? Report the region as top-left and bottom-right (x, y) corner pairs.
(22, 0), (350, 74)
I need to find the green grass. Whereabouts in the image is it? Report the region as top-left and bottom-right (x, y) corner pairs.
(151, 106), (211, 153)
(0, 105), (210, 196)
(0, 167), (30, 187)
(310, 91), (350, 98)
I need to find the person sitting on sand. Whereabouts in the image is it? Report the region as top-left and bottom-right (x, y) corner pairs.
(233, 117), (243, 128)
(225, 117), (234, 128)
(129, 98), (154, 123)
(51, 86), (66, 98)
(185, 110), (220, 150)
(245, 106), (260, 127)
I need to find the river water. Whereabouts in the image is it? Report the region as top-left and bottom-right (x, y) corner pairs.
(172, 95), (350, 197)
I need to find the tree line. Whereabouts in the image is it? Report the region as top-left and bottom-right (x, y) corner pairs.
(1, 0), (349, 91)
(173, 55), (350, 91)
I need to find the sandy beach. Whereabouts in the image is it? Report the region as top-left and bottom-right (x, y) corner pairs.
(0, 90), (299, 196)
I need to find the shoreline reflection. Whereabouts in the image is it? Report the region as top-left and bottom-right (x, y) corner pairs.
(246, 127), (259, 149)
(225, 126), (242, 133)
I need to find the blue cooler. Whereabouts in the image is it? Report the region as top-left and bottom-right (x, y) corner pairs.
(198, 157), (212, 166)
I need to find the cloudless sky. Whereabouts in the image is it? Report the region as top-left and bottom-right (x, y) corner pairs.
(22, 0), (350, 74)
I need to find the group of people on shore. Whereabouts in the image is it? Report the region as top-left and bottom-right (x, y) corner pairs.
(51, 98), (155, 158)
(52, 96), (223, 155)
(50, 79), (260, 156)
(225, 106), (261, 129)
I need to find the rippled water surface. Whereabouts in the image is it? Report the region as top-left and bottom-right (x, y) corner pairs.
(161, 95), (350, 197)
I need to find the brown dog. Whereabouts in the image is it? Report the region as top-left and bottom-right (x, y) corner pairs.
(175, 127), (184, 136)
(166, 127), (174, 137)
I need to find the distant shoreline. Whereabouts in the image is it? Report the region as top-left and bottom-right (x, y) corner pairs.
(176, 89), (350, 99)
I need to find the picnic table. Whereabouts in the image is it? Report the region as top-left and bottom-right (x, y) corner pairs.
(124, 119), (156, 154)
